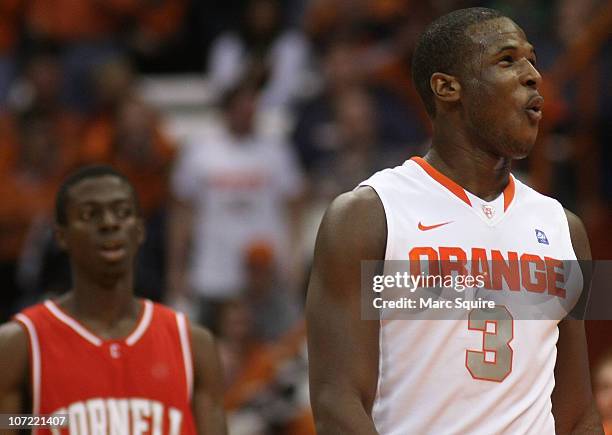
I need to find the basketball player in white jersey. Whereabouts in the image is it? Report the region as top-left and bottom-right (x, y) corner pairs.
(306, 7), (603, 435)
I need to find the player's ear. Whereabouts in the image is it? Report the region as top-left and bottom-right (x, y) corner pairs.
(55, 224), (68, 251)
(430, 72), (461, 103)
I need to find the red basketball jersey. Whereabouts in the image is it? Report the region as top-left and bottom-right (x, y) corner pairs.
(15, 299), (197, 435)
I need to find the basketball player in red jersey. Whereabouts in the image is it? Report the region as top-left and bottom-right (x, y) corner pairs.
(307, 8), (603, 435)
(0, 165), (227, 434)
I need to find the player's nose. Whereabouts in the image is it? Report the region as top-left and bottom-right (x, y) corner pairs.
(99, 208), (120, 230)
(520, 60), (542, 89)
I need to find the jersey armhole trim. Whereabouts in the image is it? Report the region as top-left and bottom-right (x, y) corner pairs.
(14, 314), (41, 417)
(176, 313), (194, 401)
(357, 183), (393, 261)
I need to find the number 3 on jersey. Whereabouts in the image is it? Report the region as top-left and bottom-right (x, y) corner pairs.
(466, 305), (514, 382)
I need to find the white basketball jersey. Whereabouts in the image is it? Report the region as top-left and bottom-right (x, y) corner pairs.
(359, 157), (582, 435)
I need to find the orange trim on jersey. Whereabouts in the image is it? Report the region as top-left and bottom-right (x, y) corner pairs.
(503, 176), (515, 211)
(411, 157), (516, 211)
(411, 157), (471, 206)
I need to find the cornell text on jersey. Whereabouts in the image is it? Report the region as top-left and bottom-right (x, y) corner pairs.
(49, 397), (184, 435)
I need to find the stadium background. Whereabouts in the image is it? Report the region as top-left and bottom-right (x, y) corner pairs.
(0, 0), (610, 433)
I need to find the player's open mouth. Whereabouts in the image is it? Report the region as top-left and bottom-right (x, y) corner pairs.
(98, 242), (126, 262)
(525, 107), (542, 122)
(525, 95), (544, 123)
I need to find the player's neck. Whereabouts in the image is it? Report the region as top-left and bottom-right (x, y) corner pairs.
(428, 129), (512, 201)
(63, 271), (139, 326)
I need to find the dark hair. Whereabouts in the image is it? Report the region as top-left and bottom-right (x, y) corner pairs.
(412, 7), (505, 118)
(55, 165), (139, 226)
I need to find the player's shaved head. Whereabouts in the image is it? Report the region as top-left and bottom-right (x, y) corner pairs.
(55, 165), (139, 226)
(412, 7), (505, 118)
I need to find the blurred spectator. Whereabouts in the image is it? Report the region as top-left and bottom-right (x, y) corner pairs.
(90, 56), (137, 113)
(168, 78), (304, 326)
(80, 94), (175, 217)
(127, 0), (187, 61)
(245, 242), (301, 342)
(207, 0), (311, 110)
(594, 350), (612, 434)
(215, 299), (261, 390)
(0, 109), (76, 321)
(22, 0), (130, 110)
(303, 0), (435, 113)
(8, 47), (84, 139)
(21, 0), (185, 110)
(215, 299), (313, 435)
(292, 38), (426, 192)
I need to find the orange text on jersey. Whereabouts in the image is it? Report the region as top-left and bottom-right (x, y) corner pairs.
(408, 247), (566, 298)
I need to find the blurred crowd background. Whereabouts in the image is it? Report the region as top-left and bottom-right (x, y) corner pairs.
(0, 0), (611, 433)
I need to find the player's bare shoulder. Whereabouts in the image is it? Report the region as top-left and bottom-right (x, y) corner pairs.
(0, 321), (29, 375)
(316, 187), (387, 259)
(0, 321), (29, 411)
(190, 323), (218, 360)
(189, 322), (224, 394)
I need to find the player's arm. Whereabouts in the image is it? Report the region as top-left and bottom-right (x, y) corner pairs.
(190, 324), (227, 435)
(551, 210), (604, 435)
(0, 321), (29, 433)
(306, 187), (386, 434)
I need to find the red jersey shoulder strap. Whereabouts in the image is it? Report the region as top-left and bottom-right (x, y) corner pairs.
(151, 303), (194, 401)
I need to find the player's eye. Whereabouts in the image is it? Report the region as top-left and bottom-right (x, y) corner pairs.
(79, 208), (95, 221)
(114, 204), (133, 219)
(500, 55), (514, 64)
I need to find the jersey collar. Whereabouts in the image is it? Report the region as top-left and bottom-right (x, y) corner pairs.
(44, 299), (153, 347)
(411, 156), (515, 212)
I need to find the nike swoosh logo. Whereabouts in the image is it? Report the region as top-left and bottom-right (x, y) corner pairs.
(418, 221), (453, 231)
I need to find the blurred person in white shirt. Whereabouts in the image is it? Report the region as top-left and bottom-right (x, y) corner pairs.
(207, 0), (311, 111)
(167, 78), (304, 325)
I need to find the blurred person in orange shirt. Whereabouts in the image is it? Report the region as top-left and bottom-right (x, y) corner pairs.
(215, 298), (313, 435)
